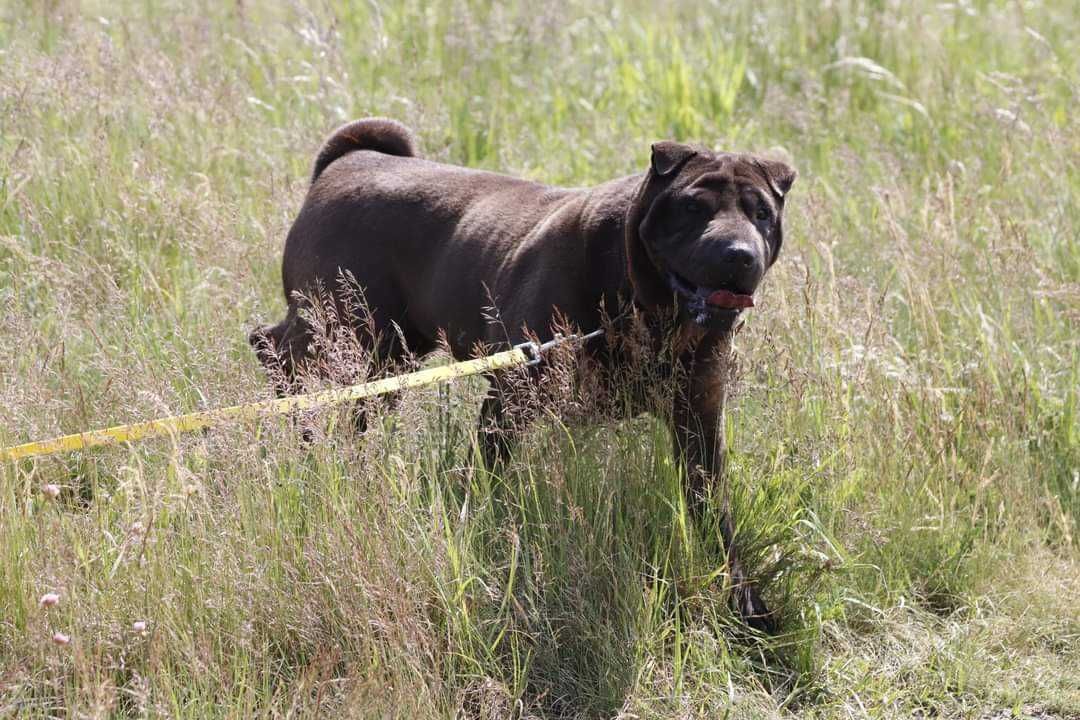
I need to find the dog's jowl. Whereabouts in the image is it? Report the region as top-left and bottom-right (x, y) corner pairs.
(251, 117), (796, 631)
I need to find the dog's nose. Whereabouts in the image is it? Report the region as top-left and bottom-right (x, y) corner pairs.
(719, 244), (756, 269)
(711, 242), (764, 294)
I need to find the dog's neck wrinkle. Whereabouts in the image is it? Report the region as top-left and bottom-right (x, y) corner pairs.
(575, 175), (640, 321)
(578, 172), (687, 343)
(622, 172), (684, 314)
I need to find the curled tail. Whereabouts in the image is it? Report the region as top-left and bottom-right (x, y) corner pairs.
(311, 117), (418, 183)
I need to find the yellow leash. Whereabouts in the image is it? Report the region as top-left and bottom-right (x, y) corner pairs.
(1, 345), (543, 462)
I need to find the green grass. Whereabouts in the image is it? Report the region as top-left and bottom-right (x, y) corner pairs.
(1, 0), (1077, 717)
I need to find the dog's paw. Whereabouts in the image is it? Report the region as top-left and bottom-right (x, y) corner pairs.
(729, 563), (775, 634)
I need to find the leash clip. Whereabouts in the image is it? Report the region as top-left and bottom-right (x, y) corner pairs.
(514, 340), (543, 366)
(514, 328), (605, 368)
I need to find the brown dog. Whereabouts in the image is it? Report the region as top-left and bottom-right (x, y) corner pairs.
(251, 118), (795, 630)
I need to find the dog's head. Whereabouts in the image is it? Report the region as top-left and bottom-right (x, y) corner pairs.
(626, 142), (796, 331)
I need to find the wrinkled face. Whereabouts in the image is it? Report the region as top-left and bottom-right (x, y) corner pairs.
(636, 143), (796, 330)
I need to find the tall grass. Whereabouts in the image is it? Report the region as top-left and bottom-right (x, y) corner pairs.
(1, 0), (1077, 717)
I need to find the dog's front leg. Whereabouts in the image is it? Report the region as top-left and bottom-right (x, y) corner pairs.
(671, 340), (774, 632)
(670, 336), (731, 512)
(478, 381), (515, 469)
(476, 370), (539, 472)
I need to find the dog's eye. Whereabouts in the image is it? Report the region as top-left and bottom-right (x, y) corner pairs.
(755, 205), (772, 223)
(683, 197), (704, 215)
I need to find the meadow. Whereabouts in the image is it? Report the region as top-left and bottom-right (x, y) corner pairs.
(0, 0), (1077, 717)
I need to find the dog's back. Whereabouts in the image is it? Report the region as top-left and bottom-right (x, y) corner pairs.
(284, 122), (614, 358)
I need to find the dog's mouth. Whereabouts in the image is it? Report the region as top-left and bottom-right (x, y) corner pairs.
(667, 271), (754, 327)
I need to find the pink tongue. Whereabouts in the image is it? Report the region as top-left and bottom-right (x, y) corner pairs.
(707, 289), (755, 309)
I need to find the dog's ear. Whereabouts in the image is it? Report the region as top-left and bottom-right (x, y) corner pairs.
(756, 158), (797, 199)
(650, 142), (697, 177)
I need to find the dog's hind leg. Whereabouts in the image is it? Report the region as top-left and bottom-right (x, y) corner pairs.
(348, 361), (402, 435)
(249, 307), (319, 440)
(349, 319), (437, 435)
(249, 307), (314, 397)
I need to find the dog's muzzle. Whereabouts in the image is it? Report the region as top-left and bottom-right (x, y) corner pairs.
(668, 271), (754, 327)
